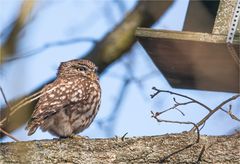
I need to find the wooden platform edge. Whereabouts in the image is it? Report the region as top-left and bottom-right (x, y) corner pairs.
(135, 27), (239, 44)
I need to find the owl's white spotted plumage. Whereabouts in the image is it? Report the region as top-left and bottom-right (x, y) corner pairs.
(26, 59), (101, 137)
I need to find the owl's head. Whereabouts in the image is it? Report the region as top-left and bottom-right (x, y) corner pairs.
(57, 59), (99, 81)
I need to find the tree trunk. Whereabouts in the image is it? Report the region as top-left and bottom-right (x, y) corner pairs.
(1, 133), (239, 163)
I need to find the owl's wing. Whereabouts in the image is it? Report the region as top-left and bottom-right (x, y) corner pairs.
(26, 78), (88, 135)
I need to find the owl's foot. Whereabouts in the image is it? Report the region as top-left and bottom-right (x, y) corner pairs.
(69, 134), (89, 140)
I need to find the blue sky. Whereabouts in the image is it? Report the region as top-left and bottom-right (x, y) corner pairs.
(1, 0), (239, 143)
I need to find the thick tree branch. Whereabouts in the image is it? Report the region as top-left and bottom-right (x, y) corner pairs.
(0, 0), (35, 61)
(84, 1), (173, 73)
(0, 1), (173, 138)
(0, 133), (239, 163)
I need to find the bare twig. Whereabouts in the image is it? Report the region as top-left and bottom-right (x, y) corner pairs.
(0, 86), (58, 126)
(0, 86), (10, 109)
(191, 94), (240, 132)
(151, 87), (240, 132)
(0, 127), (19, 142)
(0, 87), (20, 141)
(220, 106), (240, 122)
(196, 145), (206, 163)
(151, 87), (212, 112)
(121, 132), (128, 141)
(199, 122), (206, 131)
(0, 86), (11, 125)
(4, 37), (98, 63)
(175, 108), (185, 116)
(156, 97), (193, 116)
(150, 88), (239, 162)
(6, 89), (43, 113)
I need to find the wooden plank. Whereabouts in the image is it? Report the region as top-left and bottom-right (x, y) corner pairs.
(136, 28), (239, 43)
(136, 28), (239, 93)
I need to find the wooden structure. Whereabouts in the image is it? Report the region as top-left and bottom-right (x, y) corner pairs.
(136, 0), (239, 93)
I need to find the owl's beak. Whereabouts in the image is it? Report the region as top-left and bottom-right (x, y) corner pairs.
(89, 72), (98, 81)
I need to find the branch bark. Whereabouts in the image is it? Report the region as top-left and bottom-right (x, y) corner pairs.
(1, 133), (239, 163)
(0, 1), (173, 138)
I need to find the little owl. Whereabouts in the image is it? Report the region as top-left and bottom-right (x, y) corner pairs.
(26, 59), (101, 137)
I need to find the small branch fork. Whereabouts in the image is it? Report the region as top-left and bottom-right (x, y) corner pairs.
(151, 87), (240, 132)
(150, 87), (240, 162)
(0, 87), (10, 124)
(154, 97), (193, 116)
(0, 86), (19, 142)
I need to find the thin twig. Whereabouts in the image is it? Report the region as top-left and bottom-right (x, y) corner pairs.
(8, 89), (43, 112)
(196, 145), (206, 163)
(199, 122), (206, 131)
(156, 98), (193, 116)
(0, 86), (10, 109)
(151, 87), (212, 112)
(0, 127), (19, 142)
(151, 87), (240, 132)
(0, 86), (11, 125)
(0, 86), (58, 126)
(121, 132), (128, 141)
(150, 89), (239, 162)
(175, 108), (185, 116)
(191, 94), (240, 132)
(220, 106), (240, 122)
(4, 37), (98, 63)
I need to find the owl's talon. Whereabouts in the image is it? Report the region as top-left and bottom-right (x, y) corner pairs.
(69, 134), (88, 140)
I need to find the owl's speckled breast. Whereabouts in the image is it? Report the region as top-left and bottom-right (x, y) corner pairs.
(26, 59), (101, 137)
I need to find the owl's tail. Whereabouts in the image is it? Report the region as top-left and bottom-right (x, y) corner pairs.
(25, 119), (39, 136)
